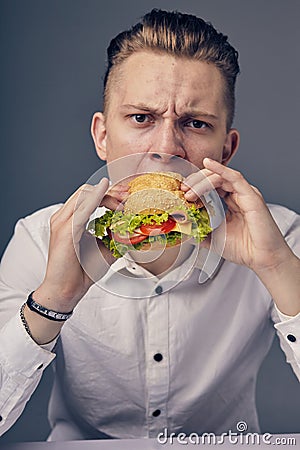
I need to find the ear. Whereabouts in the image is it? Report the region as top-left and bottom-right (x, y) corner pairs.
(91, 112), (107, 161)
(221, 128), (240, 166)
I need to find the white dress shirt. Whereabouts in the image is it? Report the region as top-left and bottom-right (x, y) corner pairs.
(0, 203), (299, 441)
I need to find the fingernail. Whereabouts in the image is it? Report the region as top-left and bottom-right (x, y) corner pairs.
(181, 183), (189, 191)
(184, 190), (195, 200)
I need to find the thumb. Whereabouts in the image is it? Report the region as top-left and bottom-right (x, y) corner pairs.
(199, 234), (211, 250)
(72, 178), (109, 244)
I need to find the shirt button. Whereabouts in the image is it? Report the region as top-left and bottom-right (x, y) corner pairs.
(37, 364), (43, 370)
(0, 415), (2, 422)
(155, 285), (163, 295)
(152, 409), (161, 417)
(287, 334), (296, 343)
(153, 353), (163, 362)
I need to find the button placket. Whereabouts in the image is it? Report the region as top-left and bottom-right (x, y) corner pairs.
(155, 285), (163, 295)
(287, 334), (296, 343)
(146, 291), (169, 436)
(154, 353), (163, 362)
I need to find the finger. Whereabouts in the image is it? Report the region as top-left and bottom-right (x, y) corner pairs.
(184, 173), (223, 201)
(72, 179), (109, 242)
(198, 233), (211, 250)
(78, 232), (116, 285)
(216, 187), (228, 198)
(223, 193), (241, 214)
(106, 188), (128, 203)
(203, 158), (254, 196)
(50, 187), (90, 229)
(107, 182), (129, 196)
(77, 178), (110, 212)
(52, 184), (97, 225)
(107, 191), (128, 202)
(181, 169), (214, 191)
(74, 178), (109, 217)
(250, 185), (263, 198)
(101, 194), (124, 211)
(75, 178), (109, 210)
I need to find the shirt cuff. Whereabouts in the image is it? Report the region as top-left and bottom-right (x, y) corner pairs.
(0, 311), (56, 378)
(274, 308), (300, 365)
(40, 339), (58, 352)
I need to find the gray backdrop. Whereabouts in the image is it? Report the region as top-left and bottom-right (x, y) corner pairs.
(0, 0), (299, 443)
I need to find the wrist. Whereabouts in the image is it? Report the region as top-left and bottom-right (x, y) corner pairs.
(252, 244), (294, 279)
(33, 284), (83, 313)
(255, 252), (300, 316)
(23, 303), (63, 345)
(27, 292), (73, 320)
(21, 290), (73, 345)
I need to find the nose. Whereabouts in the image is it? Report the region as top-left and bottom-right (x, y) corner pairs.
(150, 122), (186, 163)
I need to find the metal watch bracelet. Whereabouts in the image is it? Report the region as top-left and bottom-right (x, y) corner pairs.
(26, 292), (73, 322)
(20, 303), (33, 338)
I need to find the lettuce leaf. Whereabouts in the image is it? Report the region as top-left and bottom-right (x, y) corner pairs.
(94, 211), (169, 237)
(93, 206), (212, 258)
(187, 205), (212, 242)
(94, 211), (114, 237)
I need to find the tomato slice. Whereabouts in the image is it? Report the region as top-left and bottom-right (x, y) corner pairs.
(111, 230), (148, 245)
(139, 218), (176, 236)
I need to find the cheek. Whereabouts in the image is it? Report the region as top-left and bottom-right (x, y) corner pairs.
(106, 126), (152, 162)
(104, 131), (154, 182)
(186, 140), (224, 167)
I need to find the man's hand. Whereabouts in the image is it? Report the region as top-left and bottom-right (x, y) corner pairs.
(182, 158), (289, 271)
(182, 158), (300, 316)
(24, 178), (123, 344)
(100, 180), (129, 210)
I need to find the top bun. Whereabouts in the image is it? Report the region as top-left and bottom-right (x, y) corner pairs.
(128, 172), (183, 194)
(124, 172), (189, 215)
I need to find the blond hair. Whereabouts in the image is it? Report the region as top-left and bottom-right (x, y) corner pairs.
(103, 9), (240, 129)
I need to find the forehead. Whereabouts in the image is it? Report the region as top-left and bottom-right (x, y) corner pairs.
(105, 51), (226, 117)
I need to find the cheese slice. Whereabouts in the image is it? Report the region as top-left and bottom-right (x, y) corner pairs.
(173, 221), (192, 235)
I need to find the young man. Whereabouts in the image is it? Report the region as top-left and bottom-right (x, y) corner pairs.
(0, 9), (299, 441)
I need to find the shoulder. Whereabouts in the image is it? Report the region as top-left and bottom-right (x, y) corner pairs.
(0, 204), (64, 287)
(14, 204), (63, 247)
(267, 203), (300, 236)
(19, 204), (63, 230)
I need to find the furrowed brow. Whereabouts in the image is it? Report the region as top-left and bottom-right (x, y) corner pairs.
(120, 104), (219, 121)
(181, 109), (219, 121)
(120, 103), (160, 113)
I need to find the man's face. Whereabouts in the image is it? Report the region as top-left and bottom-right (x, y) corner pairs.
(92, 51), (239, 174)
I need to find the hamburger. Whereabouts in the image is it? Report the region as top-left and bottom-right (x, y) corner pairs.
(90, 172), (212, 258)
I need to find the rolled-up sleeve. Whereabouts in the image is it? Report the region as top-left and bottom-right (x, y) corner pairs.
(271, 305), (300, 381)
(270, 206), (300, 381)
(0, 205), (60, 436)
(0, 312), (56, 435)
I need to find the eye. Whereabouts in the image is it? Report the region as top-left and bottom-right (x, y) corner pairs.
(185, 120), (210, 129)
(131, 114), (150, 123)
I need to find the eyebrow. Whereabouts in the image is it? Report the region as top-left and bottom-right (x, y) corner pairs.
(120, 103), (159, 113)
(120, 103), (219, 121)
(180, 109), (219, 121)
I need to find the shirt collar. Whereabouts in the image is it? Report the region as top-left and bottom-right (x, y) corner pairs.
(102, 245), (224, 286)
(193, 247), (224, 284)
